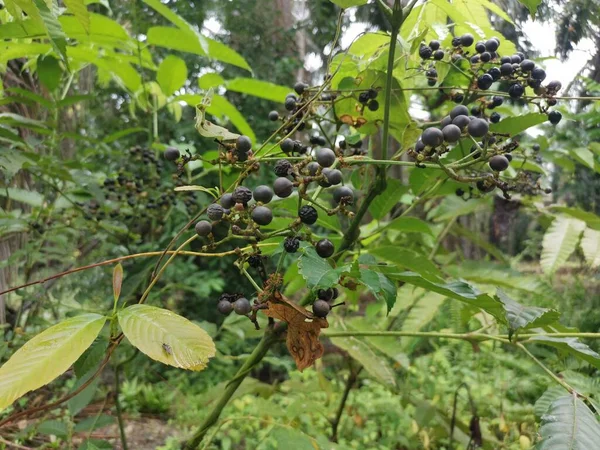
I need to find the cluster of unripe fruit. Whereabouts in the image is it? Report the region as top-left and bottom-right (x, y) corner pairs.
(419, 34), (563, 125)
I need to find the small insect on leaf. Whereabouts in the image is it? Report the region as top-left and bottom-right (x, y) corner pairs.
(162, 343), (172, 356)
(113, 263), (124, 303)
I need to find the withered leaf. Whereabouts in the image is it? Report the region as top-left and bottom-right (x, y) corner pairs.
(263, 294), (328, 371)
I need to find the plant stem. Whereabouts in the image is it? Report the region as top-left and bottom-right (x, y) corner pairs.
(516, 343), (576, 394)
(114, 365), (128, 450)
(381, 21), (399, 160)
(183, 329), (279, 449)
(331, 365), (357, 442)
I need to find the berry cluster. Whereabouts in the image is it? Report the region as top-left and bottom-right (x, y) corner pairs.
(411, 34), (561, 198)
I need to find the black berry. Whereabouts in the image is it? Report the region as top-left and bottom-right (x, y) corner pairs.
(467, 118), (489, 138)
(460, 34), (474, 47)
(281, 138), (295, 154)
(490, 112), (501, 123)
(273, 177), (294, 198)
(232, 186), (252, 205)
(316, 239), (334, 258)
(477, 74), (494, 90)
(284, 236), (300, 253)
(489, 155), (510, 171)
(220, 193), (235, 209)
(299, 205), (318, 225)
(442, 124), (462, 143)
(236, 135), (252, 153)
(253, 185), (274, 204)
(316, 148), (336, 167)
(217, 299), (233, 315)
(333, 186), (354, 204)
(294, 81), (307, 95)
(233, 297), (252, 315)
(195, 220), (212, 237)
(322, 168), (342, 185)
(268, 110), (279, 121)
(164, 147), (180, 161)
(207, 204), (224, 221)
(548, 110), (562, 125)
(251, 206), (273, 225)
(419, 45), (433, 59)
(274, 159), (292, 177)
(508, 83), (524, 98)
(421, 127), (444, 147)
(312, 299), (331, 318)
(368, 100), (379, 111)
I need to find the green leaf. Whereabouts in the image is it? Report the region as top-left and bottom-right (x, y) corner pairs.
(271, 427), (318, 450)
(537, 395), (600, 449)
(198, 73), (225, 89)
(226, 78), (291, 103)
(0, 19), (46, 39)
(0, 148), (33, 179)
(528, 337), (600, 369)
(297, 247), (345, 289)
(74, 415), (115, 433)
(208, 95), (256, 144)
(0, 187), (44, 207)
(37, 419), (68, 437)
(329, 0), (368, 7)
(517, 0), (542, 17)
(369, 247), (444, 281)
(68, 373), (100, 416)
(356, 269), (397, 313)
(541, 216), (586, 275)
(64, 0), (90, 33)
(490, 113), (547, 136)
(117, 305), (216, 371)
(37, 55), (62, 92)
(495, 290), (560, 339)
(74, 339), (108, 379)
(387, 216), (434, 235)
(570, 147), (597, 171)
(0, 314), (106, 411)
(102, 127), (148, 143)
(400, 291), (446, 349)
(381, 272), (507, 325)
(157, 55), (187, 96)
(32, 0), (69, 67)
(77, 439), (113, 450)
(534, 386), (566, 418)
(368, 179), (408, 220)
(329, 336), (396, 388)
(146, 26), (250, 71)
(549, 207), (600, 231)
(581, 228), (600, 268)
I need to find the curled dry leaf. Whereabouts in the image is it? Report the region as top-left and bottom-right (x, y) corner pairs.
(262, 293), (328, 371)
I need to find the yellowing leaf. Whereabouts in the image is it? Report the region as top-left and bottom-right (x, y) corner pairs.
(117, 305), (216, 371)
(0, 314), (106, 411)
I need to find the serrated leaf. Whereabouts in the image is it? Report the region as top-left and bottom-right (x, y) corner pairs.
(369, 246), (443, 281)
(64, 0), (90, 33)
(226, 78), (291, 103)
(490, 113), (547, 136)
(495, 290), (560, 338)
(541, 216), (586, 275)
(581, 228), (600, 268)
(117, 305), (216, 370)
(528, 337), (600, 369)
(297, 247), (346, 289)
(549, 207), (600, 231)
(356, 269), (397, 313)
(31, 0), (69, 67)
(537, 395), (600, 449)
(0, 314), (106, 411)
(534, 386), (566, 418)
(330, 336), (396, 388)
(157, 55), (187, 96)
(379, 271), (507, 325)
